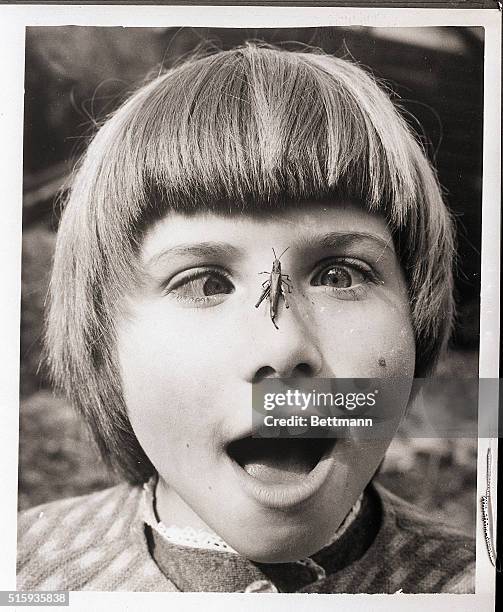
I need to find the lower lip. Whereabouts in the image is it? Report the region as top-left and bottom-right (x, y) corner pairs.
(229, 443), (336, 510)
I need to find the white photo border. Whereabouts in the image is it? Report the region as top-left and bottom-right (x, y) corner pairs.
(0, 4), (500, 611)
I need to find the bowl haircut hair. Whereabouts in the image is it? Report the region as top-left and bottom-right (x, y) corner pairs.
(46, 44), (455, 484)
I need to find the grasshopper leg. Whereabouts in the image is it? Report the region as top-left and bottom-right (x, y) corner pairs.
(282, 278), (293, 293)
(255, 285), (270, 308)
(282, 286), (290, 309)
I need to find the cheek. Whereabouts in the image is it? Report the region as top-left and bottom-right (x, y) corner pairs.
(115, 307), (226, 475)
(365, 318), (415, 379)
(315, 301), (415, 379)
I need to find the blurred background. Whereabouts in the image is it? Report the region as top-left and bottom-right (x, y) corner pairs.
(20, 26), (482, 536)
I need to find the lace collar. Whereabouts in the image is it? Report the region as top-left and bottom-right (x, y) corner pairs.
(142, 475), (363, 555)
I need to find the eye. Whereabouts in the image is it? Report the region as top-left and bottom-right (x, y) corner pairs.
(311, 258), (376, 300)
(317, 266), (355, 288)
(164, 269), (234, 306)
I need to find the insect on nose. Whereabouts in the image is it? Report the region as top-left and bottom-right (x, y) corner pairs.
(254, 246), (293, 329)
(248, 245), (323, 379)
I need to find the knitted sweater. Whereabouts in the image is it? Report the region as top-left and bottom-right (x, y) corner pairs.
(17, 482), (475, 593)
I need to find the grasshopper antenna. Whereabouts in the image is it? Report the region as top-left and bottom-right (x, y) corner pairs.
(275, 246), (290, 260)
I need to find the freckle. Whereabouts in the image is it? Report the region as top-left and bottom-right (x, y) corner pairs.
(378, 357), (387, 367)
(186, 443), (189, 448)
(208, 486), (212, 490)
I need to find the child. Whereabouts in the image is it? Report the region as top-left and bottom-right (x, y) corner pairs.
(17, 43), (474, 593)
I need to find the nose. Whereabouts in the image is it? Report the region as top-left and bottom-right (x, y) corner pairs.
(242, 304), (324, 382)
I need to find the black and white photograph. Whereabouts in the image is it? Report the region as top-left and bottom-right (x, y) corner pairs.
(0, 3), (500, 609)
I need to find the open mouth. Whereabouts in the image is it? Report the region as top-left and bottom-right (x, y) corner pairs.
(226, 435), (335, 485)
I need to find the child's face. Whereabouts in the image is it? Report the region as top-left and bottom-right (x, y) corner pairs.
(117, 202), (415, 562)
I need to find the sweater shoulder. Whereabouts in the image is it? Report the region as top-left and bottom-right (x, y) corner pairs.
(373, 483), (475, 593)
(18, 483), (137, 537)
(16, 483), (173, 591)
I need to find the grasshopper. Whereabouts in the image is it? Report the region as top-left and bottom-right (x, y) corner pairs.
(255, 247), (292, 329)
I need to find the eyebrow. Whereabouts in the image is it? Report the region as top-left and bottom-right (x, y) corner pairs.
(301, 231), (395, 255)
(145, 241), (242, 268)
